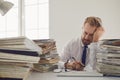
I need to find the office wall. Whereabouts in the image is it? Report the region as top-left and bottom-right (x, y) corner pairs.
(49, 0), (120, 53)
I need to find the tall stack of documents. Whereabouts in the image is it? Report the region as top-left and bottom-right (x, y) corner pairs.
(96, 39), (120, 76)
(0, 37), (41, 80)
(33, 39), (59, 72)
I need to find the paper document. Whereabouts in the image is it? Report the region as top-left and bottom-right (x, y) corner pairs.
(57, 71), (103, 77)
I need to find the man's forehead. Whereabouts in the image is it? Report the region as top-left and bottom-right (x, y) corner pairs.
(84, 24), (97, 34)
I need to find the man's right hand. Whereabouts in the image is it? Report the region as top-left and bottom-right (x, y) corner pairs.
(65, 61), (85, 71)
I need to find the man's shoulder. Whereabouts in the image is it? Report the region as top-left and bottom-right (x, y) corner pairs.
(89, 42), (98, 50)
(67, 37), (81, 45)
(89, 42), (98, 46)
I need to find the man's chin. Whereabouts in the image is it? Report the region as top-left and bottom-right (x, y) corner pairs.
(83, 41), (91, 45)
(84, 43), (90, 45)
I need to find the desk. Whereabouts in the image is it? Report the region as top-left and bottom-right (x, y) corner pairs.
(27, 72), (120, 80)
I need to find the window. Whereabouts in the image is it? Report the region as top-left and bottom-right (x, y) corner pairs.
(25, 0), (49, 39)
(0, 0), (49, 39)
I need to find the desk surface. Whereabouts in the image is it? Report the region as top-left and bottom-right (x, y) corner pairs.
(27, 72), (120, 80)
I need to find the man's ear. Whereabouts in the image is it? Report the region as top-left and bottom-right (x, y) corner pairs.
(93, 27), (105, 42)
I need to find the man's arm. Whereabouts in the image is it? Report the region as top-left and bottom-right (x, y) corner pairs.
(60, 38), (84, 71)
(93, 27), (105, 42)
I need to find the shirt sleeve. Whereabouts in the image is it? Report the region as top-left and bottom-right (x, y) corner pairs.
(58, 37), (80, 69)
(60, 41), (72, 62)
(86, 42), (98, 71)
(58, 41), (72, 68)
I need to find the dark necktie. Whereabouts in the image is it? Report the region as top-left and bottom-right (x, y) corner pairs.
(82, 45), (88, 65)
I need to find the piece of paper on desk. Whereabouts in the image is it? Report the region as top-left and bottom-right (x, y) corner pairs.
(57, 71), (103, 77)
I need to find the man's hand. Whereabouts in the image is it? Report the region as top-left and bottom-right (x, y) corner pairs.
(93, 27), (105, 42)
(65, 61), (85, 71)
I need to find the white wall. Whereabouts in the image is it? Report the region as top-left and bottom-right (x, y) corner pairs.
(49, 0), (120, 53)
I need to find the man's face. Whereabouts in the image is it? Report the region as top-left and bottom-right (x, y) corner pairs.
(81, 23), (97, 45)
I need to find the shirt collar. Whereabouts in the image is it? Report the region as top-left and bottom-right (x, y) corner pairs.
(81, 39), (84, 47)
(81, 38), (90, 48)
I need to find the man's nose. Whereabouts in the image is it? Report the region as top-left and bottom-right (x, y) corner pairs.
(85, 34), (89, 40)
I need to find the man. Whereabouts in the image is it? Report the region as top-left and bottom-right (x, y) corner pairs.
(60, 16), (105, 71)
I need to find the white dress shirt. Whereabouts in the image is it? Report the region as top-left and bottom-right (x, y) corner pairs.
(59, 37), (98, 71)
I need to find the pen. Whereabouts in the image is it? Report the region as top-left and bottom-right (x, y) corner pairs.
(71, 57), (76, 61)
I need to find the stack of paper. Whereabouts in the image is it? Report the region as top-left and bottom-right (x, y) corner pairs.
(33, 39), (59, 72)
(96, 39), (120, 76)
(0, 36), (41, 80)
